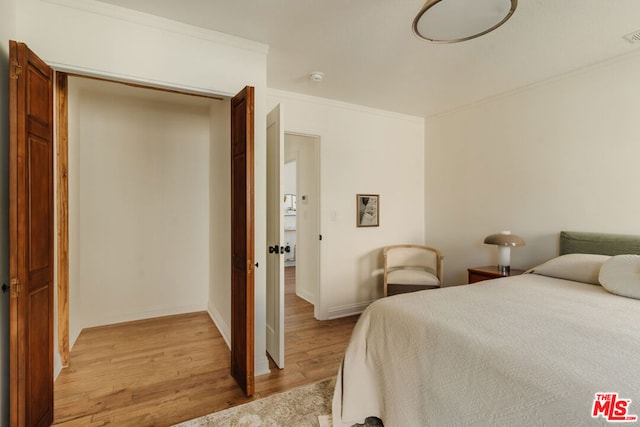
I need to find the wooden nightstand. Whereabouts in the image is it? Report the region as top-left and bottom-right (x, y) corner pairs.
(467, 265), (525, 284)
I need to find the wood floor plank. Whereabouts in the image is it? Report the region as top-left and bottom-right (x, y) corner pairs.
(53, 267), (359, 426)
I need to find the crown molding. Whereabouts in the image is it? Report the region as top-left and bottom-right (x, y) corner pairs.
(43, 0), (269, 55)
(427, 47), (640, 120)
(268, 89), (424, 124)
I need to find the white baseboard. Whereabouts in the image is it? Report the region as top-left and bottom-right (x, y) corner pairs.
(207, 301), (231, 350)
(54, 351), (62, 380)
(207, 302), (271, 377)
(255, 355), (271, 377)
(295, 288), (315, 305)
(83, 304), (208, 329)
(326, 300), (374, 320)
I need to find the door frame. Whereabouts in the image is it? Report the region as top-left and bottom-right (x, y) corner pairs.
(56, 72), (70, 368)
(279, 131), (322, 320)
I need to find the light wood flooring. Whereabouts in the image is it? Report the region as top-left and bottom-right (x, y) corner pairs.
(52, 267), (359, 426)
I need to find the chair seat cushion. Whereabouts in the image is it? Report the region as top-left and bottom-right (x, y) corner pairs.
(387, 269), (440, 286)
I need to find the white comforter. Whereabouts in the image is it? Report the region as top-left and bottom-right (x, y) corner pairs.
(333, 274), (640, 427)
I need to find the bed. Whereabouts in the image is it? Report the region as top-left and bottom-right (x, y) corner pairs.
(333, 231), (640, 426)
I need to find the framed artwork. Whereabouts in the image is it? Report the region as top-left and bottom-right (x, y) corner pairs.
(356, 194), (379, 227)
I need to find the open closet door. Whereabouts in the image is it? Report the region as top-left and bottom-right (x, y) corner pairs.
(9, 40), (55, 427)
(230, 86), (255, 396)
(266, 104), (285, 368)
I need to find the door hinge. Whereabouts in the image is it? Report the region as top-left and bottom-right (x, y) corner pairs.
(10, 278), (21, 297)
(10, 60), (22, 80)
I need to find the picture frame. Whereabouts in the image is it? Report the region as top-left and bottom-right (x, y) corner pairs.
(356, 194), (379, 227)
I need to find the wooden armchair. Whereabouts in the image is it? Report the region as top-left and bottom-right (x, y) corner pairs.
(383, 245), (444, 297)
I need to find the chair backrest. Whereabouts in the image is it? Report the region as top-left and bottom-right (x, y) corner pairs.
(384, 245), (443, 279)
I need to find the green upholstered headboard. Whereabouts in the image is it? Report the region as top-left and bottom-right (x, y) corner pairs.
(560, 231), (640, 256)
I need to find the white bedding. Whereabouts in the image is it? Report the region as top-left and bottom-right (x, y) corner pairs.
(333, 274), (640, 426)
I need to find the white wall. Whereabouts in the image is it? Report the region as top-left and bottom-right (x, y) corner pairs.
(0, 0), (17, 424)
(283, 160), (296, 195)
(70, 78), (211, 327)
(268, 90), (425, 320)
(425, 51), (640, 285)
(208, 99), (232, 347)
(15, 0), (269, 374)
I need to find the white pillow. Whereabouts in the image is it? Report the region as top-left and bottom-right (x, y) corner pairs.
(526, 253), (610, 285)
(599, 254), (640, 299)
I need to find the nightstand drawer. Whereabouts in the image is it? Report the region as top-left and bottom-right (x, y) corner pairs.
(468, 271), (492, 284)
(468, 266), (524, 284)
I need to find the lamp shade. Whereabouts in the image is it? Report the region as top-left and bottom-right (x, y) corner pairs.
(484, 231), (524, 274)
(413, 0), (518, 43)
(484, 231), (525, 247)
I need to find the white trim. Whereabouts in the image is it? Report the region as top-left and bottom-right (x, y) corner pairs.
(282, 132), (323, 320)
(83, 304), (208, 330)
(312, 138), (322, 321)
(255, 355), (271, 377)
(43, 0), (269, 55)
(206, 302), (270, 376)
(207, 301), (230, 350)
(51, 62), (232, 99)
(269, 89), (425, 124)
(54, 353), (62, 380)
(427, 48), (640, 120)
(295, 289), (315, 305)
(325, 300), (374, 320)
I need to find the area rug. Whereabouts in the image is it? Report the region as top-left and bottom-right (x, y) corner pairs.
(173, 378), (335, 427)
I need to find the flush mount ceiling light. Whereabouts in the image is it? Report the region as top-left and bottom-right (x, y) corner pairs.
(413, 0), (517, 43)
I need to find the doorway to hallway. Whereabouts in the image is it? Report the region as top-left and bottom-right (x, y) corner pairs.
(265, 126), (321, 369)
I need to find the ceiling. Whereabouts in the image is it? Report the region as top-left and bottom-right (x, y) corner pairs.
(95, 0), (640, 117)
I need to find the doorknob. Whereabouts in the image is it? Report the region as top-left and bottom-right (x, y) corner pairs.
(269, 245), (291, 255)
(1, 283), (8, 293)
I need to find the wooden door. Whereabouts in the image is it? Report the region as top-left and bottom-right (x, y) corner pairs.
(230, 86), (255, 396)
(9, 41), (55, 427)
(265, 104), (285, 368)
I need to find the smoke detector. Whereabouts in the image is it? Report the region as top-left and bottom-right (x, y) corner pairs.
(623, 29), (640, 44)
(309, 71), (324, 82)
